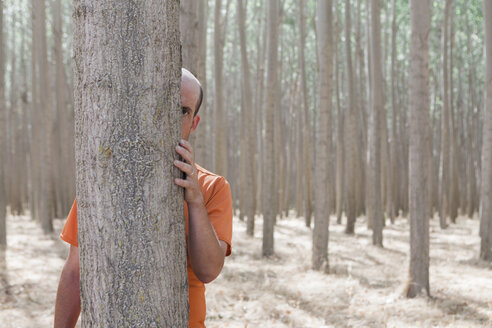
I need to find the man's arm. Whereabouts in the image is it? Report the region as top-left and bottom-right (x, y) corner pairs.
(54, 245), (81, 328)
(187, 200), (228, 283)
(174, 139), (227, 283)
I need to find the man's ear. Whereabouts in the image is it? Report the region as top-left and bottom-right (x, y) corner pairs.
(191, 115), (200, 132)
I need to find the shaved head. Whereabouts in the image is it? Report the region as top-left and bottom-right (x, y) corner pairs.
(181, 68), (203, 116)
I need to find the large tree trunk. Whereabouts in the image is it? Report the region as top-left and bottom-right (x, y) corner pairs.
(262, 0), (278, 257)
(369, 0), (384, 246)
(313, 0), (333, 272)
(407, 0), (431, 297)
(0, 0), (6, 246)
(480, 0), (492, 261)
(73, 0), (189, 325)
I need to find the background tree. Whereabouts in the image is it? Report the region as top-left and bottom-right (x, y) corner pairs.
(262, 0), (278, 257)
(480, 0), (492, 261)
(368, 0), (384, 246)
(73, 0), (188, 325)
(214, 0), (227, 177)
(0, 0), (6, 247)
(312, 0), (333, 272)
(407, 0), (431, 297)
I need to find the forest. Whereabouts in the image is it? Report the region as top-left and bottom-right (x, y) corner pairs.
(0, 0), (491, 327)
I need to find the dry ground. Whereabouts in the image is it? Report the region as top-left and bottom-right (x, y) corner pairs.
(0, 211), (491, 328)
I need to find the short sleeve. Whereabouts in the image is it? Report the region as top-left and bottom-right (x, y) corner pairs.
(206, 178), (233, 256)
(60, 198), (79, 247)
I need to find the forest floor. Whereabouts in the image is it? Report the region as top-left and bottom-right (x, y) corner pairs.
(0, 211), (491, 328)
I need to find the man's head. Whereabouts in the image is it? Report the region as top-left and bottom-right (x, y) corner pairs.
(181, 68), (203, 140)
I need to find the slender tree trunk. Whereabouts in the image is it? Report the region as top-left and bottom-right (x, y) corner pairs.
(313, 0), (333, 272)
(448, 2), (459, 223)
(407, 0), (431, 297)
(37, 0), (54, 233)
(194, 1), (208, 167)
(344, 0), (358, 234)
(439, 0), (452, 229)
(0, 0), (6, 246)
(53, 0), (72, 216)
(480, 0), (492, 261)
(298, 0), (313, 227)
(238, 0), (256, 234)
(390, 0), (398, 221)
(180, 0), (198, 74)
(262, 0), (278, 257)
(214, 0), (227, 177)
(73, 0), (189, 325)
(335, 11), (344, 225)
(369, 0), (384, 246)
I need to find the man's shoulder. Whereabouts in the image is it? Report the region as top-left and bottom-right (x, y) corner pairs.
(195, 164), (231, 202)
(196, 164), (228, 185)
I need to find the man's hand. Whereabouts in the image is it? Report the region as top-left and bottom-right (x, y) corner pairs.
(174, 139), (204, 205)
(173, 138), (227, 283)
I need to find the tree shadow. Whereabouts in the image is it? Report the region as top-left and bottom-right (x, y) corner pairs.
(430, 292), (491, 326)
(0, 248), (13, 303)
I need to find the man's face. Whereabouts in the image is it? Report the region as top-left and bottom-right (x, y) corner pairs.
(180, 72), (201, 140)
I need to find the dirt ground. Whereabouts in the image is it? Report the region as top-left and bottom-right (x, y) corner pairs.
(0, 211), (491, 328)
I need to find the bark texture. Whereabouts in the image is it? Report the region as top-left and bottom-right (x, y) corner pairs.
(73, 0), (189, 325)
(214, 0), (227, 177)
(262, 0), (278, 257)
(369, 0), (384, 247)
(313, 0), (333, 272)
(0, 0), (6, 246)
(238, 0), (256, 236)
(480, 0), (492, 261)
(344, 0), (358, 234)
(298, 0), (313, 228)
(407, 0), (431, 297)
(439, 0), (452, 229)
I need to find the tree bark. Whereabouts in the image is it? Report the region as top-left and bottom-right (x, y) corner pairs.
(298, 0), (313, 228)
(0, 0), (6, 246)
(368, 0), (384, 246)
(480, 0), (492, 261)
(73, 0), (189, 325)
(238, 0), (256, 236)
(313, 0), (333, 272)
(194, 1), (208, 167)
(407, 0), (431, 297)
(390, 0), (399, 222)
(262, 0), (278, 257)
(439, 0), (452, 229)
(36, 0), (54, 233)
(214, 0), (228, 177)
(344, 0), (358, 234)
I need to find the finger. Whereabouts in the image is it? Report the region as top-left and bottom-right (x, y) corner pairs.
(174, 178), (193, 188)
(173, 160), (194, 175)
(179, 139), (193, 153)
(176, 145), (193, 164)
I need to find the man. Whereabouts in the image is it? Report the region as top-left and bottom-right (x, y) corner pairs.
(54, 68), (233, 328)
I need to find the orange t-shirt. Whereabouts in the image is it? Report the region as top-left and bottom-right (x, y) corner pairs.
(60, 164), (233, 328)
